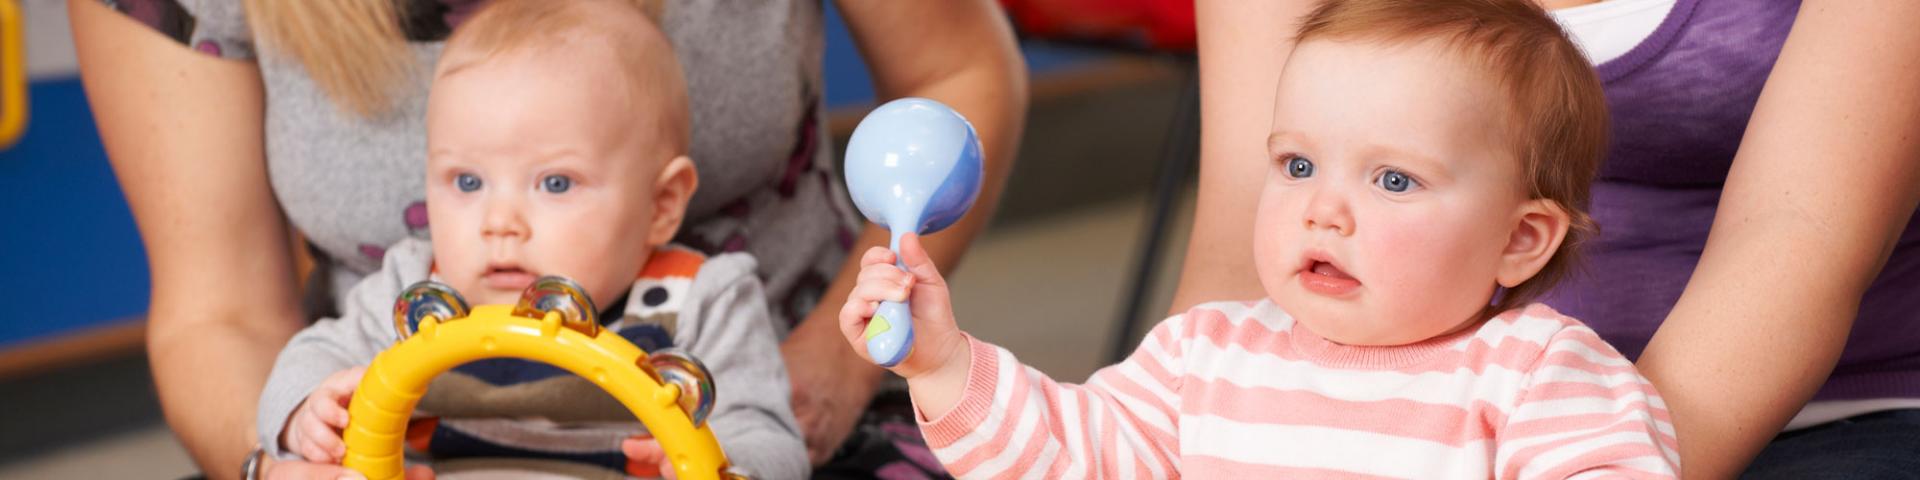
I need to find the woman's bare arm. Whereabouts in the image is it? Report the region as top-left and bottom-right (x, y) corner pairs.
(1636, 2), (1920, 477)
(1170, 0), (1319, 312)
(70, 1), (303, 476)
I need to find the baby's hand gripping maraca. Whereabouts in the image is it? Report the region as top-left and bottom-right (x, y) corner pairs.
(842, 98), (983, 367)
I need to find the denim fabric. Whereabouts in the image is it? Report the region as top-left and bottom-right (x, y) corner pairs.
(1743, 409), (1920, 479)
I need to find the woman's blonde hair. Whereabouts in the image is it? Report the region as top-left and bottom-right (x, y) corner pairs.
(240, 0), (663, 118)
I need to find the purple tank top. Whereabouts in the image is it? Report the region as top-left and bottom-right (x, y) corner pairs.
(1541, 0), (1920, 401)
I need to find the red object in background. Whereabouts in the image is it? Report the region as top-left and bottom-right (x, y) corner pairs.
(1000, 0), (1197, 52)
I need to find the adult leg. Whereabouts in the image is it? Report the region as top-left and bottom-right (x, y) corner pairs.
(1742, 409), (1920, 479)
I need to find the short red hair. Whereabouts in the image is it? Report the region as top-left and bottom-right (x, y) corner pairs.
(1295, 0), (1609, 313)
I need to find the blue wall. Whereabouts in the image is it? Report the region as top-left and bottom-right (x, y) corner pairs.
(0, 78), (150, 348)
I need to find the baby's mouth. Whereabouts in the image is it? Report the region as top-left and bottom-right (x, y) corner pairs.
(484, 265), (538, 291)
(1299, 253), (1362, 296)
(1309, 261), (1355, 281)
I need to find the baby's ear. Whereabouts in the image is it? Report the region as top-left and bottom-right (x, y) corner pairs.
(647, 155), (698, 247)
(1497, 199), (1571, 288)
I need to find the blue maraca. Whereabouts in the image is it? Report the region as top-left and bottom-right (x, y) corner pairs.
(843, 98), (984, 367)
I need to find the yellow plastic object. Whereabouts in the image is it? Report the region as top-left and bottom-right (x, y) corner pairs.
(0, 0), (24, 149)
(343, 304), (733, 480)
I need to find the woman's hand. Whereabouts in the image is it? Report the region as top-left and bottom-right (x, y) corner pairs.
(782, 311), (881, 466)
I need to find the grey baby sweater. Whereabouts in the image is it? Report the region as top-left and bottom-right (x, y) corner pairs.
(256, 238), (806, 479)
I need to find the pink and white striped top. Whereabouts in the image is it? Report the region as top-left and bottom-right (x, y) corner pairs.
(919, 300), (1679, 479)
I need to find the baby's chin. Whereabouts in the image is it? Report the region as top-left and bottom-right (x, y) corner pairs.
(438, 280), (521, 307)
(1299, 318), (1406, 346)
(1282, 302), (1424, 347)
(1298, 309), (1480, 348)
(439, 269), (630, 313)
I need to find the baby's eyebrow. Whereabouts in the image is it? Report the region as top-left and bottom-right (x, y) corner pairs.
(525, 149), (603, 172)
(1359, 142), (1453, 178)
(1267, 131), (1315, 153)
(425, 149), (464, 166)
(535, 148), (589, 162)
(1365, 142), (1440, 164)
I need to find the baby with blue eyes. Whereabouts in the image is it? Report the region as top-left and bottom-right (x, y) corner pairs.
(255, 0), (808, 477)
(835, 0), (1679, 477)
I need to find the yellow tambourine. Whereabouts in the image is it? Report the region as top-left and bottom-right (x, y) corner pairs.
(343, 276), (744, 480)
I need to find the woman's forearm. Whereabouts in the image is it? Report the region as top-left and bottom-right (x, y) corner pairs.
(1636, 1), (1920, 477)
(1172, 0), (1321, 313)
(147, 312), (301, 479)
(792, 225), (895, 391)
(838, 0), (1027, 269)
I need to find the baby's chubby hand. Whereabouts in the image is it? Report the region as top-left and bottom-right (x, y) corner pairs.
(269, 366), (437, 480)
(282, 366), (366, 465)
(620, 436), (679, 479)
(837, 234), (972, 384)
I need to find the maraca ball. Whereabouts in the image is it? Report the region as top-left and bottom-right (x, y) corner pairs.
(843, 97), (984, 236)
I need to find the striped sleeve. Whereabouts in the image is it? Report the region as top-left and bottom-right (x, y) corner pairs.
(1492, 324), (1680, 479)
(918, 315), (1191, 479)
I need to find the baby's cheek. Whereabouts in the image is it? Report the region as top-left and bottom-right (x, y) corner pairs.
(565, 241), (650, 308)
(1363, 223), (1476, 303)
(425, 202), (473, 248)
(1363, 222), (1443, 277)
(1250, 202), (1298, 292)
(1387, 226), (1501, 325)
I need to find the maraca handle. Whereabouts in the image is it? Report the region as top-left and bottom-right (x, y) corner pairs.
(865, 230), (916, 367)
(866, 298), (914, 367)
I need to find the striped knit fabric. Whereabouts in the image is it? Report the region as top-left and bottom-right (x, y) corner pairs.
(919, 300), (1678, 479)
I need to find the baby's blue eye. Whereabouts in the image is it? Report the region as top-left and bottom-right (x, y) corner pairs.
(1376, 170), (1418, 193)
(1285, 156), (1314, 178)
(541, 174), (573, 193)
(456, 173), (483, 192)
